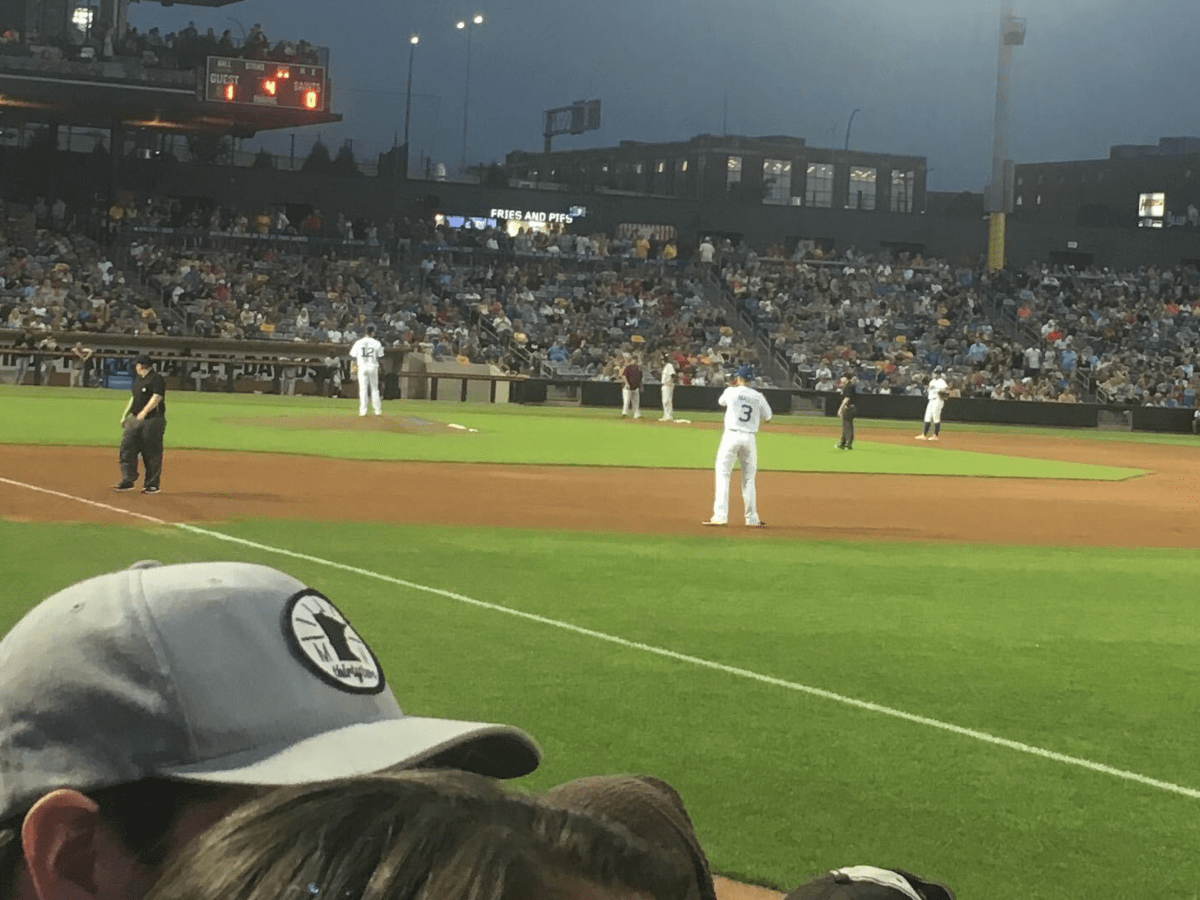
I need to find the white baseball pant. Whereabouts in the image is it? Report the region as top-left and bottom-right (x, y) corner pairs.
(357, 367), (381, 416)
(661, 383), (675, 420)
(711, 430), (761, 525)
(622, 387), (641, 417)
(923, 397), (945, 424)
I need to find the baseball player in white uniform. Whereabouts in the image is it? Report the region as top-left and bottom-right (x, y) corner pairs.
(916, 366), (949, 440)
(660, 356), (677, 421)
(349, 325), (384, 416)
(704, 366), (772, 527)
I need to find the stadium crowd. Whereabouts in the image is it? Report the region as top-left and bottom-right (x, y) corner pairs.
(3, 195), (1200, 407)
(0, 13), (319, 69)
(720, 243), (1200, 407)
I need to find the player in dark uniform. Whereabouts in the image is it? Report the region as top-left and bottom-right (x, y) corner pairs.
(836, 375), (857, 450)
(114, 354), (167, 494)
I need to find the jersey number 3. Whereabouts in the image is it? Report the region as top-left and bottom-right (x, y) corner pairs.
(739, 403), (753, 422)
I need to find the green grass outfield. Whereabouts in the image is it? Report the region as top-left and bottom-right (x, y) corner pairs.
(2, 520), (1197, 900)
(1, 387), (1195, 899)
(0, 387), (1145, 479)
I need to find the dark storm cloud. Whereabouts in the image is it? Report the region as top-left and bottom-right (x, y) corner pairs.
(131, 0), (1199, 191)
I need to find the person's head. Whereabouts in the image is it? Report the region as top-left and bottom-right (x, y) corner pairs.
(733, 365), (753, 385)
(542, 774), (716, 900)
(784, 866), (955, 900)
(134, 354), (152, 377)
(142, 771), (692, 900)
(0, 562), (540, 900)
(366, 324), (376, 336)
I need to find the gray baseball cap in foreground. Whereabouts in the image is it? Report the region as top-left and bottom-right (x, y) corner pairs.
(0, 561), (541, 821)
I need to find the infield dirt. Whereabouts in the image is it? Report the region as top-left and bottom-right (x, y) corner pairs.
(3, 427), (1197, 547)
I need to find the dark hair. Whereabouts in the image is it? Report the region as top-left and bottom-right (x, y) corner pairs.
(0, 778), (239, 898)
(142, 771), (691, 900)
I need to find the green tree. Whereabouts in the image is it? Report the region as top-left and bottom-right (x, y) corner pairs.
(302, 140), (333, 173)
(330, 141), (361, 177)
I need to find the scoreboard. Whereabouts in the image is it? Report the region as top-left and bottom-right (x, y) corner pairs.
(203, 56), (327, 112)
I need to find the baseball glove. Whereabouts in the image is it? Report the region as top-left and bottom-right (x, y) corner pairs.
(938, 390), (950, 400)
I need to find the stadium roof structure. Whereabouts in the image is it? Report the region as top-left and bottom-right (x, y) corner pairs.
(0, 55), (340, 136)
(130, 0), (247, 6)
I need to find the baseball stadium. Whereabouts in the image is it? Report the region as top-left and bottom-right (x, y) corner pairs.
(2, 2), (1199, 900)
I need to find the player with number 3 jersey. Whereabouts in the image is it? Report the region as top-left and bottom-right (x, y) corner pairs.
(349, 325), (384, 417)
(704, 366), (772, 527)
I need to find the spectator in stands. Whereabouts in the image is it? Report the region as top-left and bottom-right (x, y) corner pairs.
(0, 562), (543, 900)
(244, 23), (269, 58)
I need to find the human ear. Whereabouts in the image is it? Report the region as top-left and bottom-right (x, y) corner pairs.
(21, 790), (149, 900)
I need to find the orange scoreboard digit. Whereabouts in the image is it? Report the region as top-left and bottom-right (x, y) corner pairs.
(204, 56), (326, 112)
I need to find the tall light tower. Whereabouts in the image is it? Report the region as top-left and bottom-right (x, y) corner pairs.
(986, 2), (1026, 271)
(457, 13), (484, 174)
(403, 34), (418, 177)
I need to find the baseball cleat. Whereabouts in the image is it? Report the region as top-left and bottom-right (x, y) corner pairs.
(928, 435), (939, 441)
(915, 434), (927, 440)
(701, 520), (727, 526)
(746, 522), (767, 528)
(113, 482), (135, 491)
(141, 486), (160, 494)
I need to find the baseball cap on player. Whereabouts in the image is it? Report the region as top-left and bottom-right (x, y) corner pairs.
(135, 353), (153, 368)
(734, 365), (754, 381)
(0, 561), (541, 823)
(785, 867), (955, 900)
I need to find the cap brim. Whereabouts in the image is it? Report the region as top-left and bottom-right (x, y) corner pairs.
(160, 716), (541, 783)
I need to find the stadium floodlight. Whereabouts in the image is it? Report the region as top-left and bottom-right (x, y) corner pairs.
(457, 14), (484, 172)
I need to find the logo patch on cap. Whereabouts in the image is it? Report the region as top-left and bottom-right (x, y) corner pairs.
(284, 590), (385, 694)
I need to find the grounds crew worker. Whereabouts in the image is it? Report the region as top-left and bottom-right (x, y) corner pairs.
(114, 353), (167, 494)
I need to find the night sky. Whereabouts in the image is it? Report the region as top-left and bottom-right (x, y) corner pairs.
(130, 0), (1199, 191)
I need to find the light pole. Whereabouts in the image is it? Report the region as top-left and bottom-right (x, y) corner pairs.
(843, 107), (860, 151)
(457, 13), (483, 174)
(403, 34), (418, 177)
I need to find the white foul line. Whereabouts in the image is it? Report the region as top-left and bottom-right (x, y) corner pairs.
(3, 476), (1198, 801)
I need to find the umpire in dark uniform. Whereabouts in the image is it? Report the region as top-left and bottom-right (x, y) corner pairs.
(835, 374), (857, 450)
(115, 354), (167, 494)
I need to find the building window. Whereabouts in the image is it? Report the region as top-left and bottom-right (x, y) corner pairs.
(762, 159), (792, 205)
(890, 169), (914, 213)
(806, 163), (833, 208)
(653, 159), (666, 194)
(727, 155), (742, 188)
(847, 167), (877, 210)
(673, 158), (691, 198)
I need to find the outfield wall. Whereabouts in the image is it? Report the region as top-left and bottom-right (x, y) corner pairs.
(516, 380), (1198, 434)
(4, 342), (1195, 434)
